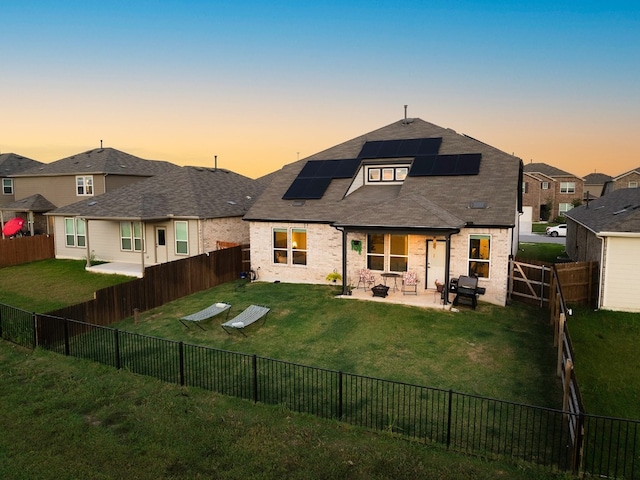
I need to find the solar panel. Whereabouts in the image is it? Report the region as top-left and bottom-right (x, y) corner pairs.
(315, 159), (341, 178)
(282, 177), (332, 200)
(431, 155), (458, 175)
(358, 141), (383, 158)
(298, 160), (324, 178)
(456, 153), (482, 175)
(408, 153), (482, 177)
(408, 155), (437, 176)
(396, 138), (423, 157)
(333, 158), (361, 178)
(377, 139), (402, 157)
(416, 138), (443, 156)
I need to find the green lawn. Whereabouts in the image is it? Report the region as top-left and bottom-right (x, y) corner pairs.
(0, 341), (572, 480)
(517, 242), (566, 264)
(0, 259), (131, 312)
(112, 281), (561, 408)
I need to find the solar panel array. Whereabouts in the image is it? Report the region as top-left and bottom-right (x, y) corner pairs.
(357, 137), (442, 159)
(408, 153), (482, 177)
(283, 158), (361, 200)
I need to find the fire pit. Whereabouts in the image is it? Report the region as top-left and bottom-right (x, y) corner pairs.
(371, 284), (389, 298)
(452, 275), (485, 309)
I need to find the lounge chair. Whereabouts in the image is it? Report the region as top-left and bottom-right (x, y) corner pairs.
(221, 305), (270, 336)
(179, 302), (231, 330)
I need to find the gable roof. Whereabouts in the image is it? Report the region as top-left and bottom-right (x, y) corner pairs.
(47, 167), (265, 221)
(523, 162), (577, 178)
(565, 188), (640, 234)
(613, 167), (640, 181)
(583, 172), (611, 185)
(13, 147), (180, 177)
(1, 194), (56, 213)
(244, 118), (523, 230)
(0, 153), (43, 176)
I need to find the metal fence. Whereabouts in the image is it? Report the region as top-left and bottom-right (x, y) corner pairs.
(2, 306), (638, 478)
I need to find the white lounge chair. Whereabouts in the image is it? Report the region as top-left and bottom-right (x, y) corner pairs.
(179, 302), (231, 330)
(221, 305), (270, 336)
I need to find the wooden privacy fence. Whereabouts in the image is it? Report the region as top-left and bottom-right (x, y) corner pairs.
(43, 245), (247, 332)
(509, 258), (598, 308)
(0, 234), (55, 267)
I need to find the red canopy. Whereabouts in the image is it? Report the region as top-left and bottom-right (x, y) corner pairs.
(2, 217), (25, 236)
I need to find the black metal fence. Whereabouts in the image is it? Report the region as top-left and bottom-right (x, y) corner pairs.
(1, 305), (638, 478)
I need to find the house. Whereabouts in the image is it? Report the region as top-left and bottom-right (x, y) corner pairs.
(522, 163), (584, 221)
(8, 147), (181, 235)
(610, 167), (640, 192)
(243, 118), (524, 306)
(46, 166), (266, 276)
(564, 188), (640, 312)
(582, 172), (611, 201)
(0, 153), (44, 235)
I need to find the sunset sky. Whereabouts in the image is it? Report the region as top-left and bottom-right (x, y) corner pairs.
(1, 1), (638, 179)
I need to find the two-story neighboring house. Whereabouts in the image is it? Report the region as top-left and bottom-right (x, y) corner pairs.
(610, 167), (640, 191)
(8, 147), (181, 235)
(244, 117), (524, 307)
(522, 163), (584, 221)
(582, 172), (612, 201)
(0, 153), (44, 235)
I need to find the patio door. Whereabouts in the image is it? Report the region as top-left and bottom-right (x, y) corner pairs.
(426, 239), (446, 287)
(155, 227), (167, 264)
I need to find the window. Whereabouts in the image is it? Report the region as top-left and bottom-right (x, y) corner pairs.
(629, 181), (638, 188)
(541, 181), (549, 190)
(2, 178), (13, 195)
(366, 234), (408, 272)
(522, 182), (528, 194)
(121, 221), (144, 252)
(272, 228), (307, 265)
(64, 217), (86, 247)
(468, 234), (490, 278)
(560, 182), (575, 194)
(175, 221), (188, 254)
(76, 175), (94, 196)
(559, 203), (573, 215)
(366, 165), (410, 184)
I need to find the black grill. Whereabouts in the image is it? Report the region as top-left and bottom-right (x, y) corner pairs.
(451, 275), (485, 309)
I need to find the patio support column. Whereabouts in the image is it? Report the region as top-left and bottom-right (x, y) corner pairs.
(340, 228), (348, 295)
(443, 234), (452, 305)
(140, 221), (146, 275)
(84, 219), (91, 268)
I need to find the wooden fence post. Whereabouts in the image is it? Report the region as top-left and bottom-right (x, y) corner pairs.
(562, 358), (573, 412)
(557, 313), (566, 378)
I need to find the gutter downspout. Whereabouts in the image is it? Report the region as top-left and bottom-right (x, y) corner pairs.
(443, 233), (452, 306)
(594, 233), (606, 310)
(84, 219), (91, 269)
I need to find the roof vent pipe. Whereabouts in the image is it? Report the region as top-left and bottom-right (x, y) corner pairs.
(404, 105), (408, 124)
(100, 139), (103, 148)
(214, 155), (217, 171)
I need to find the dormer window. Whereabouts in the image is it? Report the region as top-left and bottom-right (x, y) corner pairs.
(366, 165), (409, 184)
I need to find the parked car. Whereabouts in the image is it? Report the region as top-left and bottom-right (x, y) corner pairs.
(546, 224), (567, 237)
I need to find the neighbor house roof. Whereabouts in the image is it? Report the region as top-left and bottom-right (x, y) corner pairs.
(244, 118), (523, 230)
(523, 162), (576, 178)
(565, 188), (640, 234)
(0, 153), (43, 175)
(1, 194), (56, 213)
(46, 166), (265, 221)
(13, 147), (180, 177)
(583, 172), (611, 185)
(613, 167), (640, 180)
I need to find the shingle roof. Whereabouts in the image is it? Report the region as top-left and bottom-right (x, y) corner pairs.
(47, 167), (265, 220)
(565, 188), (640, 233)
(1, 194), (56, 212)
(13, 147), (180, 177)
(583, 172), (612, 184)
(0, 153), (43, 175)
(613, 167), (640, 180)
(523, 162), (576, 178)
(244, 118), (522, 229)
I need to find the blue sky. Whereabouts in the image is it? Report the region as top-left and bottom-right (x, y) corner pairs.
(2, 1), (638, 178)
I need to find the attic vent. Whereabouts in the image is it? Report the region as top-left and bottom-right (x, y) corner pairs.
(292, 201), (306, 207)
(88, 201), (97, 206)
(613, 209), (627, 215)
(120, 165), (127, 168)
(227, 201), (237, 205)
(469, 201), (487, 209)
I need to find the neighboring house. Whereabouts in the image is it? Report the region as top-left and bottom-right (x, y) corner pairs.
(46, 166), (266, 275)
(9, 147), (181, 235)
(522, 163), (584, 221)
(582, 172), (612, 201)
(243, 117), (524, 306)
(0, 153), (44, 235)
(564, 188), (640, 313)
(610, 166), (640, 191)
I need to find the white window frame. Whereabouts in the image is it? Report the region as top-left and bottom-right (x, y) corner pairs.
(272, 227), (307, 266)
(541, 181), (549, 190)
(76, 175), (94, 196)
(174, 221), (188, 255)
(468, 234), (491, 279)
(2, 178), (13, 195)
(366, 233), (408, 272)
(64, 217), (86, 248)
(120, 221), (144, 252)
(366, 165), (410, 185)
(560, 182), (575, 194)
(628, 181), (638, 188)
(522, 182), (528, 194)
(559, 203), (573, 215)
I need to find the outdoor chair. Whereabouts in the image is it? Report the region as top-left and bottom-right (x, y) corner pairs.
(221, 305), (270, 336)
(356, 268), (376, 291)
(180, 302), (231, 330)
(434, 281), (445, 305)
(401, 271), (419, 295)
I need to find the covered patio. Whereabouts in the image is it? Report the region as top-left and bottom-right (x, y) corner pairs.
(338, 283), (454, 310)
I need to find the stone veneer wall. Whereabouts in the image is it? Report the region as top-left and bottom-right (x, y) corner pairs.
(199, 216), (249, 253)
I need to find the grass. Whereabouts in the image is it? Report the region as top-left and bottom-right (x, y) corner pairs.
(0, 341), (572, 480)
(0, 259), (131, 312)
(566, 306), (640, 419)
(517, 242), (566, 264)
(112, 281), (561, 408)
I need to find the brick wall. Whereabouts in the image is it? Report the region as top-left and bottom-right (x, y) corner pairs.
(200, 216), (249, 253)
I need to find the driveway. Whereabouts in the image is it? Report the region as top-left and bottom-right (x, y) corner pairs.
(519, 233), (565, 245)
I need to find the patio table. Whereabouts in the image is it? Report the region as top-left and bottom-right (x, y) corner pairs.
(380, 272), (401, 292)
